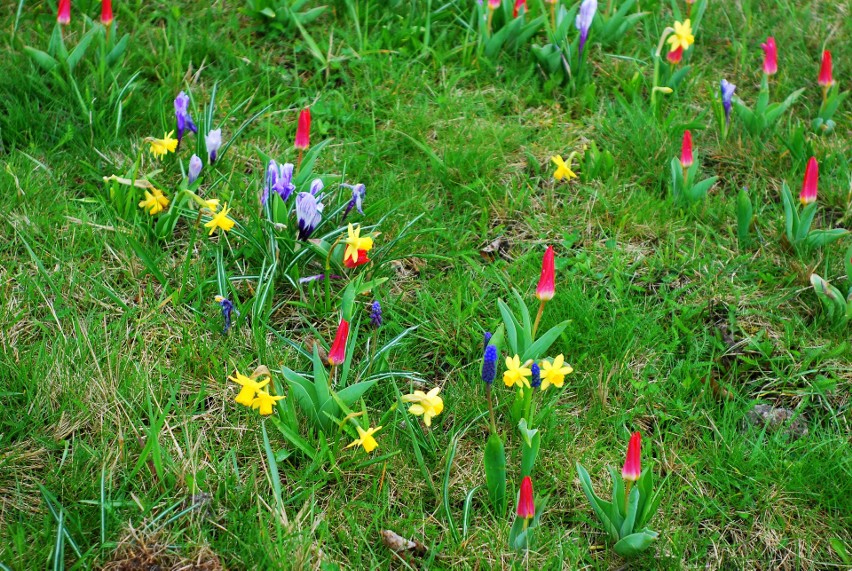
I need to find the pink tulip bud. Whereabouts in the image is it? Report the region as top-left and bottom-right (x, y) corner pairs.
(761, 37), (777, 76)
(818, 50), (833, 87)
(621, 431), (641, 482)
(101, 0), (113, 25)
(535, 245), (555, 302)
(516, 476), (535, 519)
(666, 46), (683, 64)
(328, 319), (349, 366)
(57, 0), (71, 24)
(680, 130), (693, 168)
(294, 108), (311, 151)
(799, 157), (818, 206)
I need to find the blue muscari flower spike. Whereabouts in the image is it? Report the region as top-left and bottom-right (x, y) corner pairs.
(215, 295), (238, 334)
(370, 300), (382, 328)
(530, 362), (541, 389)
(483, 331), (492, 351)
(482, 344), (498, 385)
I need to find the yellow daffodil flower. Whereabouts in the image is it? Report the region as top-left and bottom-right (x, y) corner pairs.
(551, 155), (577, 181)
(345, 425), (382, 453)
(204, 203), (235, 235)
(343, 223), (374, 264)
(229, 371), (270, 407)
(147, 131), (178, 159)
(138, 188), (170, 215)
(401, 387), (444, 427)
(540, 354), (573, 390)
(667, 19), (694, 51)
(251, 389), (285, 416)
(200, 198), (220, 213)
(503, 355), (532, 388)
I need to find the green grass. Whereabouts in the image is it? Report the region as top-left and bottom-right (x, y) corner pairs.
(1, 0), (851, 568)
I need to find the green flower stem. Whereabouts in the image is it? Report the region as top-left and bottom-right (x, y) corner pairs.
(532, 299), (546, 339)
(324, 234), (344, 313)
(650, 27), (674, 111)
(486, 384), (498, 435)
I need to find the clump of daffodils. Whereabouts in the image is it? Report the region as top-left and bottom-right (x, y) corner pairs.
(502, 354), (573, 391)
(230, 369), (284, 416)
(401, 387), (444, 427)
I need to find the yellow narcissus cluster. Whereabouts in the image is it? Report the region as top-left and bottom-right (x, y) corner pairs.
(229, 370), (284, 416)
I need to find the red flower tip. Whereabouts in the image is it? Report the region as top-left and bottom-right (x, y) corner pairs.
(621, 431), (642, 482)
(666, 46), (683, 64)
(328, 318), (350, 366)
(343, 249), (370, 268)
(57, 0), (71, 24)
(680, 130), (693, 168)
(799, 157), (818, 206)
(516, 476), (535, 519)
(818, 50), (833, 87)
(513, 0), (526, 17)
(101, 0), (113, 25)
(761, 37), (777, 75)
(535, 245), (555, 302)
(295, 107), (311, 150)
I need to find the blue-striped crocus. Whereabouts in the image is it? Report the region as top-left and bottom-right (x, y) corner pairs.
(370, 301), (382, 328)
(262, 160), (278, 206)
(575, 0), (597, 57)
(295, 189), (324, 240)
(263, 160), (296, 206)
(214, 295), (237, 333)
(720, 79), (736, 126)
(188, 154), (203, 184)
(174, 92), (197, 147)
(341, 183), (366, 219)
(205, 129), (222, 164)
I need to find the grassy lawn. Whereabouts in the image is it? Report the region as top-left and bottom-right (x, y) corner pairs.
(1, 0), (850, 569)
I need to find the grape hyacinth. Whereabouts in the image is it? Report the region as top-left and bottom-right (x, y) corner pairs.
(370, 301), (383, 328)
(482, 344), (498, 385)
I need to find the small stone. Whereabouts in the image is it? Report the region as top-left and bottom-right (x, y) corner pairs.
(745, 404), (808, 439)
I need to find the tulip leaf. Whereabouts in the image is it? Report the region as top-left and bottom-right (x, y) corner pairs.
(668, 65), (691, 89)
(670, 157), (683, 201)
(620, 485), (640, 538)
(66, 26), (98, 72)
(106, 33), (130, 66)
(511, 289), (532, 340)
(293, 139), (332, 187)
(609, 467), (626, 530)
(269, 416), (317, 461)
(484, 433), (507, 518)
(576, 463), (620, 542)
(332, 380), (377, 412)
(780, 182), (798, 242)
(805, 228), (848, 248)
(518, 419), (540, 478)
(796, 202), (819, 243)
(736, 188), (753, 246)
(613, 529), (659, 557)
(497, 299), (519, 356)
(23, 47), (59, 72)
(765, 88), (805, 125)
(687, 176), (717, 204)
(522, 319), (568, 362)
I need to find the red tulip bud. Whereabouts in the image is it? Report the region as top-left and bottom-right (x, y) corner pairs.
(101, 0), (113, 25)
(516, 476), (535, 519)
(295, 108), (311, 151)
(535, 246), (555, 302)
(799, 157), (818, 206)
(818, 50), (833, 87)
(57, 0), (71, 24)
(328, 319), (350, 366)
(680, 130), (693, 168)
(621, 431), (641, 482)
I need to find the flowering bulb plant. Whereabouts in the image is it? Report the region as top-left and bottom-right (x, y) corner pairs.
(479, 246), (571, 550)
(812, 50), (847, 135)
(733, 37), (805, 136)
(576, 432), (662, 558)
(669, 130), (718, 205)
(809, 245), (852, 325)
(531, 0), (604, 88)
(780, 157), (848, 250)
(475, 0), (545, 59)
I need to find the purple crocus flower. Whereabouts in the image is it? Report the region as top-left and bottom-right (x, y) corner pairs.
(188, 154), (203, 184)
(274, 162), (295, 202)
(299, 273), (343, 284)
(575, 0), (597, 56)
(262, 160), (294, 206)
(214, 295), (237, 333)
(341, 183), (366, 219)
(370, 301), (382, 328)
(174, 92), (197, 146)
(720, 79), (736, 126)
(295, 191), (324, 240)
(205, 129), (222, 164)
